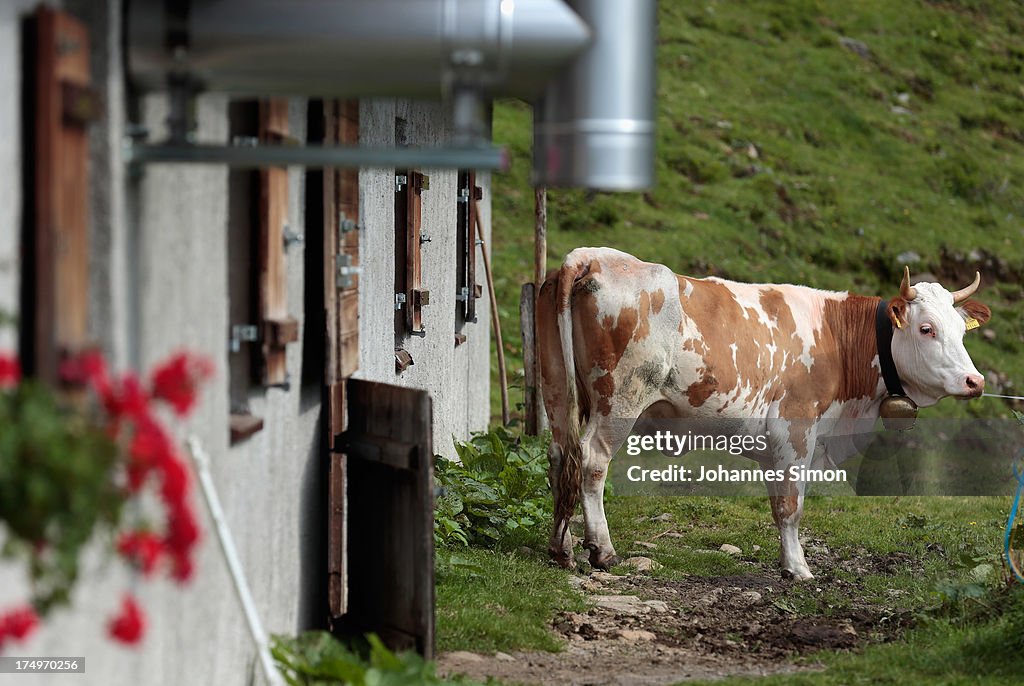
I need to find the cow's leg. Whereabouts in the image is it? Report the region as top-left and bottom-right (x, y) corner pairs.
(767, 425), (816, 581)
(580, 418), (632, 570)
(768, 477), (812, 580)
(547, 442), (574, 568)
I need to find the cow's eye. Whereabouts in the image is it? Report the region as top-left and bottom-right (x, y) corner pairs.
(919, 324), (933, 336)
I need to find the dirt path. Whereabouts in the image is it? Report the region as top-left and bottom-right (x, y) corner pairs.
(438, 546), (915, 685)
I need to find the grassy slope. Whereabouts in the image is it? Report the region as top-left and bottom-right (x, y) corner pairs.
(489, 0), (1024, 420)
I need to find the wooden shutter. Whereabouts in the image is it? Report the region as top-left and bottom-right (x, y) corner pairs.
(334, 379), (435, 658)
(455, 171), (482, 336)
(27, 7), (93, 383)
(395, 170), (428, 346)
(259, 99), (299, 387)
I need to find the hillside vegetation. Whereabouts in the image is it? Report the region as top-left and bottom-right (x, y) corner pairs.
(489, 0), (1024, 420)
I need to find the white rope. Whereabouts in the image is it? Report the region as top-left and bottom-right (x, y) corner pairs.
(983, 393), (1024, 401)
(187, 437), (285, 686)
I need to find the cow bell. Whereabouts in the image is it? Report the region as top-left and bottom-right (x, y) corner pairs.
(879, 395), (918, 431)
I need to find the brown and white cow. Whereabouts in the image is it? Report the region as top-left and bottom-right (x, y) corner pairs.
(536, 247), (991, 580)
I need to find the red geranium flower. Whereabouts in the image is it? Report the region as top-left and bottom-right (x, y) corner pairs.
(149, 353), (214, 417)
(1, 605), (39, 641)
(117, 531), (165, 576)
(0, 354), (20, 389)
(107, 594), (146, 645)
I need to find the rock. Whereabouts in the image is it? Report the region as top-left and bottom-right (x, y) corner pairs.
(580, 579), (602, 592)
(570, 514), (584, 525)
(591, 571), (623, 583)
(838, 621), (858, 637)
(567, 576), (585, 589)
(839, 36), (871, 59)
(663, 532), (685, 538)
(890, 105), (913, 116)
(739, 591), (763, 605)
(518, 546), (536, 557)
(446, 651), (483, 663)
(622, 556), (663, 572)
(752, 544), (762, 552)
(634, 541), (657, 550)
(616, 629), (657, 643)
(593, 595), (647, 615)
(983, 328), (996, 341)
(643, 600), (671, 613)
(896, 250), (922, 265)
(808, 545), (829, 555)
(746, 144), (759, 159)
(719, 544), (742, 556)
(650, 512), (674, 522)
(896, 92), (911, 104)
(592, 595), (667, 615)
(494, 652), (516, 662)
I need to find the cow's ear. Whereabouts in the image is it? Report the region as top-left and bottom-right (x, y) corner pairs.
(887, 297), (909, 330)
(957, 299), (991, 329)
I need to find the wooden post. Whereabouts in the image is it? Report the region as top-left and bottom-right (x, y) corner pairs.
(520, 283), (537, 435)
(534, 187), (547, 291)
(533, 187), (549, 432)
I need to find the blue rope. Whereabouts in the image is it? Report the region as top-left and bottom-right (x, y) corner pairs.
(1005, 454), (1024, 583)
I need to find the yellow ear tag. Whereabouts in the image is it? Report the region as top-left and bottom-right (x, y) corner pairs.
(894, 319), (903, 329)
(965, 317), (980, 331)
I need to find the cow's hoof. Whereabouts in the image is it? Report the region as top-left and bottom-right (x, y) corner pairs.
(781, 568), (814, 581)
(589, 551), (620, 570)
(548, 547), (574, 569)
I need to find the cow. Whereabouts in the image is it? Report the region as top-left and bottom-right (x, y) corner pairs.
(536, 247), (991, 580)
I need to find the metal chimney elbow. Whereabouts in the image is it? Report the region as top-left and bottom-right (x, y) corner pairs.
(533, 0), (657, 191)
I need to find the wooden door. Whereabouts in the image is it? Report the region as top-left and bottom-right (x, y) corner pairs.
(334, 379), (435, 658)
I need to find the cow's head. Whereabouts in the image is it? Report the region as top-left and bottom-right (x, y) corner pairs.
(886, 267), (991, 406)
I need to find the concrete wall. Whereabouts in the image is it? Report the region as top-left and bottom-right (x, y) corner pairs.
(357, 99), (492, 457)
(0, 2), (491, 683)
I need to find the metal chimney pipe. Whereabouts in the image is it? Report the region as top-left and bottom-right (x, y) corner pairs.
(127, 0), (590, 101)
(532, 0), (657, 191)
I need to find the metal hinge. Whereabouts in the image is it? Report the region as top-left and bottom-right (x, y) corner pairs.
(395, 174), (408, 193)
(336, 254), (362, 289)
(455, 286), (470, 302)
(394, 292), (407, 310)
(230, 324), (259, 353)
(457, 187), (470, 203)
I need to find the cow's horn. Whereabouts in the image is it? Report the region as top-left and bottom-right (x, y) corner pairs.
(950, 271), (981, 304)
(900, 266), (917, 301)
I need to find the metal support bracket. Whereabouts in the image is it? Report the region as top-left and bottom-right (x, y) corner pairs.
(230, 324), (259, 353)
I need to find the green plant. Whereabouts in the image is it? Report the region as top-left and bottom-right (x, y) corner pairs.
(271, 632), (482, 686)
(0, 345), (212, 649)
(0, 380), (123, 612)
(434, 427), (551, 549)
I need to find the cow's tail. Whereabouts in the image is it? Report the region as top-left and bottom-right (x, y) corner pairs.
(553, 257), (587, 537)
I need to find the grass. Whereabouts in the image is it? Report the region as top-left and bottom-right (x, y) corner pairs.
(488, 0), (1024, 421)
(435, 547), (586, 653)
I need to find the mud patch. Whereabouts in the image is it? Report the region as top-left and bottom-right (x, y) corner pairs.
(438, 547), (915, 685)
